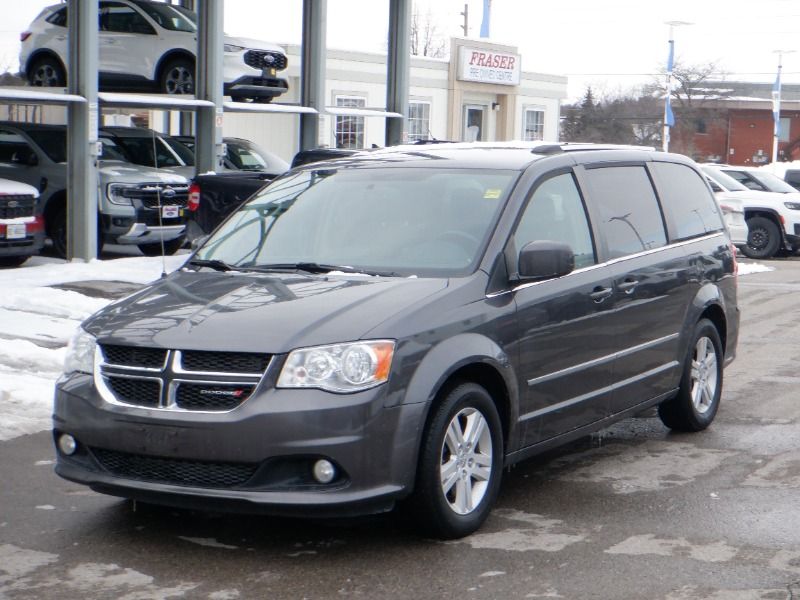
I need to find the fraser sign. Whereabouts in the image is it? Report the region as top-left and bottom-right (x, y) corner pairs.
(458, 47), (521, 86)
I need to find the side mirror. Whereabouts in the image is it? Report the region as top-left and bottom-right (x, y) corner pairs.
(517, 240), (575, 280)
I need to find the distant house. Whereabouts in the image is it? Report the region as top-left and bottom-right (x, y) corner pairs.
(670, 81), (800, 165)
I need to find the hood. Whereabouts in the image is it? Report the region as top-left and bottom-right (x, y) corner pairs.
(84, 270), (448, 353)
(727, 188), (798, 203)
(97, 161), (189, 185)
(223, 35), (286, 54)
(0, 177), (39, 197)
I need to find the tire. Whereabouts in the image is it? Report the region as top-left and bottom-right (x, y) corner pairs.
(27, 55), (66, 87)
(409, 382), (503, 539)
(658, 319), (723, 432)
(160, 58), (195, 95)
(0, 255), (29, 268)
(742, 216), (781, 259)
(138, 237), (186, 256)
(48, 204), (68, 259)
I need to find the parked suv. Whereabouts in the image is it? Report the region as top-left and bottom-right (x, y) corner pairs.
(0, 177), (45, 267)
(0, 122), (190, 257)
(717, 165), (800, 195)
(54, 143), (738, 539)
(21, 0), (289, 102)
(702, 164), (800, 258)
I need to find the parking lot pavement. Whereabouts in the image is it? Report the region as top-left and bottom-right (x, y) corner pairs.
(2, 259), (800, 600)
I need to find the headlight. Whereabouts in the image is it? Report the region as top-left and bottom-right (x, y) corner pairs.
(107, 183), (136, 206)
(224, 44), (245, 53)
(277, 340), (395, 393)
(784, 202), (800, 210)
(63, 328), (97, 375)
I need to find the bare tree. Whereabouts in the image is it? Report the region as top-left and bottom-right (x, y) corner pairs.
(410, 7), (447, 58)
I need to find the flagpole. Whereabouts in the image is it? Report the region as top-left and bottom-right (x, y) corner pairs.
(772, 50), (795, 165)
(663, 21), (692, 153)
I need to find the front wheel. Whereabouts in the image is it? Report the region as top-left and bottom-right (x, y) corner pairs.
(742, 216), (781, 259)
(658, 319), (723, 432)
(409, 382), (503, 539)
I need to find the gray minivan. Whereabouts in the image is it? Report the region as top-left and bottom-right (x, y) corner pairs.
(54, 143), (739, 538)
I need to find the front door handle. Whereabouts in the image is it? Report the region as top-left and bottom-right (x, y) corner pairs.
(589, 286), (613, 303)
(618, 279), (639, 294)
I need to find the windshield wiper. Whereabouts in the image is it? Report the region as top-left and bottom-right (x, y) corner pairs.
(187, 258), (235, 272)
(246, 262), (399, 277)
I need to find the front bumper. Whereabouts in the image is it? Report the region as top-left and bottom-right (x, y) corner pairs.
(53, 374), (424, 517)
(0, 228), (44, 257)
(224, 75), (289, 99)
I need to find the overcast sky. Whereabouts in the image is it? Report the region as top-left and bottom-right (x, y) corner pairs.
(2, 0), (798, 101)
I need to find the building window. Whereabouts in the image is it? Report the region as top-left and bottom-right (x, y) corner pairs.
(408, 101), (431, 141)
(334, 96), (366, 149)
(779, 117), (791, 143)
(523, 108), (545, 141)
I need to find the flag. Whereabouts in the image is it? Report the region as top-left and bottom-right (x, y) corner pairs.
(772, 68), (782, 138)
(480, 0), (491, 38)
(665, 40), (675, 128)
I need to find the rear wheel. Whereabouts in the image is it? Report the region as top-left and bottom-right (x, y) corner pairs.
(742, 216), (781, 259)
(28, 55), (66, 87)
(160, 58), (195, 95)
(658, 319), (723, 432)
(138, 237), (185, 256)
(409, 382), (503, 539)
(48, 204), (68, 259)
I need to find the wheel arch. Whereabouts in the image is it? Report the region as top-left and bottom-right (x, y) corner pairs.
(155, 50), (196, 83)
(42, 188), (67, 237)
(688, 283), (729, 354)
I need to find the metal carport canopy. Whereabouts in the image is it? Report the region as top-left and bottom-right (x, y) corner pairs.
(0, 88), (86, 106)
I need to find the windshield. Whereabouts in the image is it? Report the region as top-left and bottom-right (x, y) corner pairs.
(701, 167), (748, 192)
(751, 171), (798, 193)
(130, 0), (195, 32)
(226, 140), (289, 172)
(25, 129), (66, 163)
(98, 137), (131, 161)
(164, 137), (196, 166)
(194, 167), (518, 277)
(110, 135), (186, 168)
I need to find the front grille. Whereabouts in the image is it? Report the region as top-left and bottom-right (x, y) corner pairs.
(244, 50), (287, 71)
(91, 448), (258, 488)
(181, 351), (271, 373)
(102, 345), (167, 369)
(107, 377), (160, 407)
(0, 194), (36, 219)
(96, 346), (267, 412)
(176, 383), (255, 410)
(118, 185), (189, 209)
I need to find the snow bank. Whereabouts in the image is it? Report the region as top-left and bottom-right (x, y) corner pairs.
(738, 262), (774, 275)
(0, 254), (187, 442)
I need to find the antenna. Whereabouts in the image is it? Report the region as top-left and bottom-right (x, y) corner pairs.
(151, 127), (168, 278)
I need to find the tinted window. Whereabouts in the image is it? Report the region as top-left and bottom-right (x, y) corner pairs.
(45, 7), (67, 27)
(109, 135), (183, 167)
(584, 165), (667, 259)
(700, 167), (748, 192)
(25, 129), (67, 163)
(99, 2), (155, 34)
(0, 130), (37, 164)
(130, 0), (195, 32)
(514, 172), (596, 269)
(650, 162), (723, 242)
(722, 169), (766, 191)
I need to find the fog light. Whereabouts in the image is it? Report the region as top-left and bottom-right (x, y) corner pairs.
(312, 459), (336, 484)
(58, 434), (77, 456)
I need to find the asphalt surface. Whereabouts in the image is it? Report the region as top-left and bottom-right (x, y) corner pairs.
(2, 258), (800, 599)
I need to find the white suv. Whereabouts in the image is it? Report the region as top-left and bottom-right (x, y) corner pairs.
(702, 164), (800, 259)
(20, 0), (289, 102)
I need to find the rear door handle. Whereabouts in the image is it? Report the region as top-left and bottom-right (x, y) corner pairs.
(618, 279), (639, 294)
(589, 286), (613, 303)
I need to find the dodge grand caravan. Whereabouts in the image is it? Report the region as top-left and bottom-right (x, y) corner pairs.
(54, 143), (739, 539)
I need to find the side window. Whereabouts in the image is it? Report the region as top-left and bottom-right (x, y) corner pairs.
(99, 2), (156, 34)
(46, 7), (68, 27)
(514, 172), (596, 269)
(0, 130), (35, 165)
(724, 170), (765, 191)
(651, 162), (723, 241)
(583, 165), (667, 259)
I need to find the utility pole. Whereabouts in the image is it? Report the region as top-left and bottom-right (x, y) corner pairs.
(460, 3), (468, 36)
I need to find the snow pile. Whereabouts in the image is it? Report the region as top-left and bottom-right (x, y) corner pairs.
(738, 262), (774, 275)
(753, 160), (800, 179)
(0, 254), (187, 442)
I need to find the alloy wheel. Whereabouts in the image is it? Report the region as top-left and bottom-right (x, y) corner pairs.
(439, 407), (493, 515)
(690, 336), (718, 414)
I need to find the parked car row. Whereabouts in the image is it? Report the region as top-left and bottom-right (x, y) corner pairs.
(21, 0), (289, 103)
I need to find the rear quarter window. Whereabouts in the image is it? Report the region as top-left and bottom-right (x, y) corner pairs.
(650, 162), (723, 242)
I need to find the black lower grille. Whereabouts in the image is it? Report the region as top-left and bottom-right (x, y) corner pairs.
(244, 50), (287, 70)
(91, 448), (258, 488)
(102, 345), (166, 369)
(176, 383), (254, 410)
(106, 377), (160, 407)
(181, 350), (271, 373)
